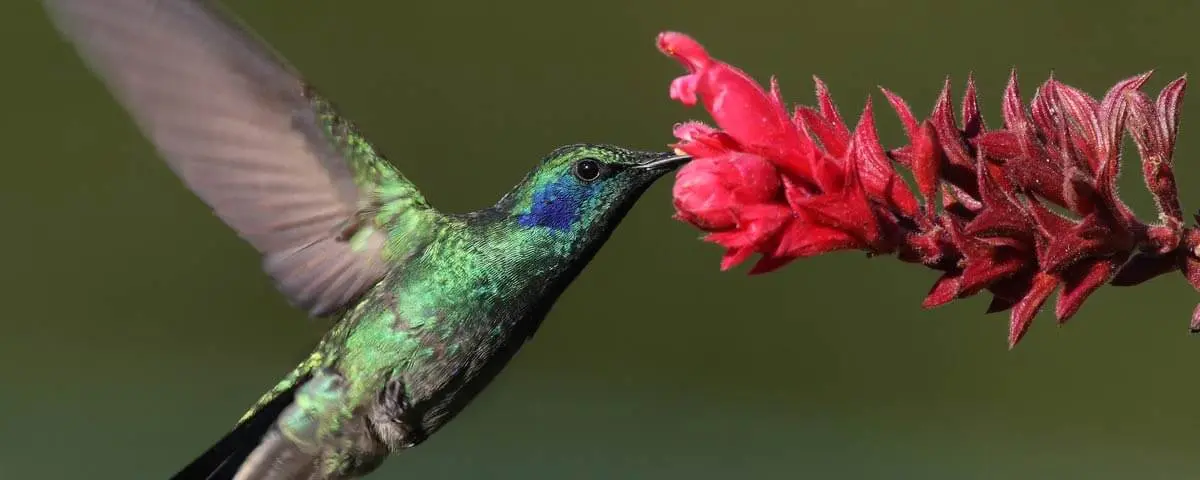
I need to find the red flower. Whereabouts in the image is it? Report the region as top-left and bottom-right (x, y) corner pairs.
(658, 31), (1195, 347)
(672, 146), (780, 231)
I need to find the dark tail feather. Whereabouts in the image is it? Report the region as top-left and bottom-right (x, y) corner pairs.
(170, 383), (301, 480)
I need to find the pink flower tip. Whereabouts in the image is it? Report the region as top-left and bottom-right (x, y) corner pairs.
(657, 31), (712, 72)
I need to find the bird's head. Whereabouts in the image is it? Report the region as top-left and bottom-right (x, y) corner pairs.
(497, 144), (689, 252)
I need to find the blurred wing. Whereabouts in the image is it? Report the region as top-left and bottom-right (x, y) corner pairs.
(43, 0), (435, 316)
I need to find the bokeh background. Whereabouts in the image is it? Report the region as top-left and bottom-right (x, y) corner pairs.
(3, 0), (1200, 478)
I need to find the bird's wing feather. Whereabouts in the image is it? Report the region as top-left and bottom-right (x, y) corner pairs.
(177, 368), (373, 480)
(169, 375), (305, 480)
(42, 0), (436, 316)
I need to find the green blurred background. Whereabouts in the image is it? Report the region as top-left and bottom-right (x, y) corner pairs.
(3, 0), (1200, 478)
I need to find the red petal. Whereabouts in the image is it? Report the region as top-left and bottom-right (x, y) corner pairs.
(672, 159), (739, 230)
(773, 220), (864, 258)
(958, 247), (1029, 297)
(704, 230), (757, 249)
(900, 227), (952, 266)
(1100, 72), (1153, 161)
(923, 271), (962, 308)
(1005, 154), (1068, 208)
(1183, 252), (1200, 291)
(657, 32), (712, 71)
(702, 65), (808, 161)
(943, 218), (1031, 297)
(813, 76), (851, 150)
(1009, 272), (1059, 348)
(720, 247), (755, 271)
(943, 183), (983, 216)
(793, 139), (888, 251)
(1059, 166), (1100, 217)
(929, 77), (975, 170)
(961, 73), (985, 136)
(1127, 79), (1186, 238)
(1028, 79), (1059, 150)
(671, 152), (784, 232)
(849, 99), (920, 217)
(910, 122), (943, 216)
(975, 131), (1023, 159)
(727, 153), (783, 203)
(703, 203), (791, 250)
(965, 158), (1033, 241)
(1038, 214), (1115, 274)
(669, 73), (702, 106)
(795, 106), (848, 159)
(1157, 76), (1187, 151)
(881, 87), (920, 140)
(672, 121), (741, 157)
(1055, 258), (1121, 323)
(1001, 69), (1032, 131)
(1050, 79), (1102, 170)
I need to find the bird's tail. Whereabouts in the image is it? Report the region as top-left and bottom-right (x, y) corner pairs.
(170, 380), (306, 480)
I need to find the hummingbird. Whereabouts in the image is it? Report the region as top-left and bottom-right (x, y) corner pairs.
(43, 1), (689, 479)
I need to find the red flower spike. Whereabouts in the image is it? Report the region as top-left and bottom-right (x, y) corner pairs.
(657, 32), (1196, 346)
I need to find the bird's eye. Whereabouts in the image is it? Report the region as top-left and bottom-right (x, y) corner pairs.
(573, 159), (602, 182)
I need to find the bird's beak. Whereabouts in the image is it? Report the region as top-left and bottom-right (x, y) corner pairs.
(632, 152), (692, 171)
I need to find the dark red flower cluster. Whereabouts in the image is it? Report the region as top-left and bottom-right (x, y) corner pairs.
(658, 31), (1197, 347)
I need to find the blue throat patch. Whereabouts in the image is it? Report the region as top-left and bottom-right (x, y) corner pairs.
(518, 177), (595, 232)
